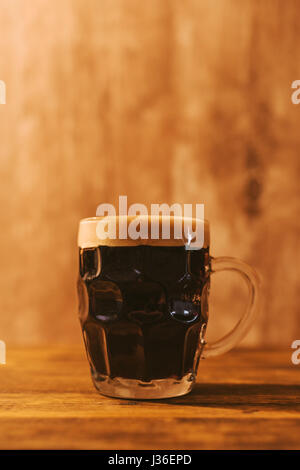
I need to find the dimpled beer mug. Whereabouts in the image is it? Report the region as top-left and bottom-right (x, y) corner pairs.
(77, 215), (259, 399)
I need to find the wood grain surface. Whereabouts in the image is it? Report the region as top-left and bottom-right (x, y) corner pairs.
(0, 347), (299, 449)
(0, 1), (299, 346)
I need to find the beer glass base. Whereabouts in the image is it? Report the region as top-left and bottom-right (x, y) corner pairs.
(91, 372), (195, 399)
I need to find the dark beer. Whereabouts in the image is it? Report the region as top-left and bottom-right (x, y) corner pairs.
(78, 243), (209, 387)
(77, 215), (259, 399)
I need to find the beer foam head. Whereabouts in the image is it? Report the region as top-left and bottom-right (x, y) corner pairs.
(78, 215), (210, 249)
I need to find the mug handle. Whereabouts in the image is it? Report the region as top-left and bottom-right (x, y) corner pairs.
(202, 256), (261, 358)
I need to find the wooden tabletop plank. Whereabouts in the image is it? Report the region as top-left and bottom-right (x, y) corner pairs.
(0, 347), (299, 449)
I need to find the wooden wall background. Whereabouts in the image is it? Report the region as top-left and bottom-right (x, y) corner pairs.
(0, 0), (299, 347)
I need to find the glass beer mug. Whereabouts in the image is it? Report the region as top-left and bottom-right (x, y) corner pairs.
(77, 216), (260, 399)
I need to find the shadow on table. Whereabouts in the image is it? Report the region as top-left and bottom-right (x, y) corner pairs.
(157, 383), (300, 410)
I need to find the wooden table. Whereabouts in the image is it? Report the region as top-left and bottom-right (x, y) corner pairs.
(0, 347), (299, 450)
